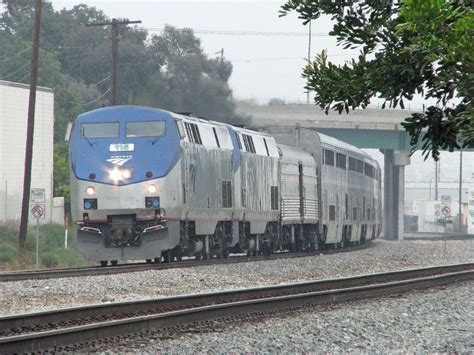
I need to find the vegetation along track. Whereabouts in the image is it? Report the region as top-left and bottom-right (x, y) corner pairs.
(0, 242), (371, 282)
(0, 263), (472, 353)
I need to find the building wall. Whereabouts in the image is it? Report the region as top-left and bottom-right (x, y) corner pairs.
(0, 80), (55, 224)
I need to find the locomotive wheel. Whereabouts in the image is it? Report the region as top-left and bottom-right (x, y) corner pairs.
(100, 260), (108, 267)
(146, 259), (152, 264)
(222, 248), (230, 259)
(195, 253), (202, 261)
(263, 243), (272, 256)
(111, 260), (118, 266)
(288, 243), (295, 253)
(162, 250), (172, 263)
(154, 257), (161, 263)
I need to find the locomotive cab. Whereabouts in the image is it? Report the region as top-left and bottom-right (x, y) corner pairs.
(70, 106), (182, 262)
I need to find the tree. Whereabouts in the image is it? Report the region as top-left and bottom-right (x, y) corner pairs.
(280, 0), (473, 159)
(0, 2), (246, 209)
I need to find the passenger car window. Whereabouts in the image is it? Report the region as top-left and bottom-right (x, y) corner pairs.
(81, 122), (119, 138)
(126, 121), (165, 137)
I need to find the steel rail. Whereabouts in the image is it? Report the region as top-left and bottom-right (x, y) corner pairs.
(0, 263), (472, 353)
(0, 242), (371, 282)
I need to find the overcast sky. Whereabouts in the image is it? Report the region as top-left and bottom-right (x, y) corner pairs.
(51, 0), (353, 104)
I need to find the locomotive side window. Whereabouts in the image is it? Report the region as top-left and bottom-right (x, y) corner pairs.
(329, 205), (336, 221)
(271, 186), (279, 210)
(81, 122), (119, 138)
(126, 121), (165, 137)
(242, 134), (256, 153)
(212, 127), (220, 148)
(336, 153), (346, 170)
(356, 159), (364, 173)
(222, 181), (232, 208)
(263, 138), (270, 156)
(184, 122), (202, 145)
(324, 149), (334, 166)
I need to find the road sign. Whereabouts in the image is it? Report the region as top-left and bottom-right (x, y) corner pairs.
(31, 204), (45, 219)
(441, 205), (451, 216)
(440, 195), (451, 205)
(31, 188), (46, 203)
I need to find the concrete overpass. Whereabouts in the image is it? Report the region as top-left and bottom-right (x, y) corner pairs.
(236, 102), (423, 241)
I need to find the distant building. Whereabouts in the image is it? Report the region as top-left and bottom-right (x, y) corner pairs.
(0, 80), (57, 224)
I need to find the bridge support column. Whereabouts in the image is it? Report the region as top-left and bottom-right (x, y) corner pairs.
(382, 150), (410, 240)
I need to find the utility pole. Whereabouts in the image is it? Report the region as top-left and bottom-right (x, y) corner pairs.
(86, 18), (141, 105)
(435, 160), (439, 200)
(18, 0), (42, 252)
(215, 48), (224, 62)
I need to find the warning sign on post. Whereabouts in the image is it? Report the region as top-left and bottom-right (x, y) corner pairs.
(31, 204), (45, 219)
(31, 188), (46, 204)
(441, 205), (451, 216)
(440, 195), (451, 205)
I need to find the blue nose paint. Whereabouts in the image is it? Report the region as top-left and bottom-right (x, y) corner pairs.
(84, 201), (92, 210)
(152, 199), (160, 207)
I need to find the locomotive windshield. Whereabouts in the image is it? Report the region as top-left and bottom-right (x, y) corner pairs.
(81, 122), (119, 138)
(126, 121), (165, 137)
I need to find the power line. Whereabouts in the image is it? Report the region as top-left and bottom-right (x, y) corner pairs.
(69, 87), (111, 106)
(86, 18), (142, 105)
(0, 60), (32, 81)
(0, 47), (31, 63)
(145, 27), (330, 37)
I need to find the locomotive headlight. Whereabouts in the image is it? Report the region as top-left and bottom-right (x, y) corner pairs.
(121, 169), (132, 179)
(108, 168), (132, 182)
(85, 186), (96, 196)
(147, 184), (157, 194)
(108, 168), (123, 182)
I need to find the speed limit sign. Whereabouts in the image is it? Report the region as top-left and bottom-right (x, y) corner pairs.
(31, 204), (45, 219)
(441, 205), (451, 216)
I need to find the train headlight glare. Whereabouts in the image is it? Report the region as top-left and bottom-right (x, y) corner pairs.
(109, 168), (122, 182)
(108, 168), (132, 182)
(86, 186), (95, 196)
(147, 184), (157, 194)
(121, 169), (132, 179)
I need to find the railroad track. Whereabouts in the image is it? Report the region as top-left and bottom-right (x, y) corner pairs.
(1, 263), (472, 353)
(0, 241), (371, 282)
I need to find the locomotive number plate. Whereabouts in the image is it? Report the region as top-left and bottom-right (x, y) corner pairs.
(109, 143), (135, 152)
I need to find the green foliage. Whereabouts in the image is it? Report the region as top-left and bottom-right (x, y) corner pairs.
(0, 3), (246, 211)
(54, 142), (70, 214)
(40, 251), (59, 268)
(281, 0), (473, 159)
(0, 243), (16, 263)
(0, 223), (88, 269)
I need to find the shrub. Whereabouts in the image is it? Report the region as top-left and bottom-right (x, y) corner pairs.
(0, 224), (19, 244)
(41, 251), (59, 268)
(40, 224), (66, 249)
(0, 243), (17, 264)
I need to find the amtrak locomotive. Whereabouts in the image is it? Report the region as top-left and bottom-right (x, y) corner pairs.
(69, 105), (381, 265)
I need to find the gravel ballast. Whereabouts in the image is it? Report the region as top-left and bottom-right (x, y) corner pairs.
(1, 239), (473, 315)
(109, 282), (473, 353)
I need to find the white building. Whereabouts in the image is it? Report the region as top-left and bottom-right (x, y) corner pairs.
(0, 80), (56, 224)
